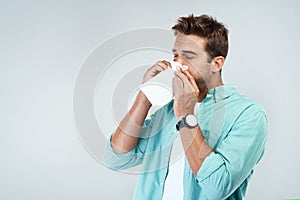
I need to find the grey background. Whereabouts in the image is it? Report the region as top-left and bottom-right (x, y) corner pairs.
(1, 0), (299, 199)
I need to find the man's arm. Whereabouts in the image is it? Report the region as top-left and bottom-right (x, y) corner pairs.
(173, 68), (267, 199)
(110, 91), (151, 154)
(110, 60), (171, 154)
(195, 106), (267, 199)
(179, 125), (213, 176)
(172, 67), (212, 175)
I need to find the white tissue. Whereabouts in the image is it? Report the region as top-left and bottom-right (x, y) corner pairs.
(139, 62), (188, 107)
(170, 61), (188, 71)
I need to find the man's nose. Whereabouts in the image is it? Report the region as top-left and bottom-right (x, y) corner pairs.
(174, 56), (189, 68)
(174, 56), (184, 64)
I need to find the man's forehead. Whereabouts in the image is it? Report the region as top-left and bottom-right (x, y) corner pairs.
(172, 33), (206, 52)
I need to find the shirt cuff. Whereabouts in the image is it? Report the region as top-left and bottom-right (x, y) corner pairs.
(196, 152), (224, 182)
(103, 134), (137, 170)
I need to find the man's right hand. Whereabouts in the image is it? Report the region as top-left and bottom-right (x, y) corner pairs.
(142, 60), (171, 83)
(110, 60), (171, 154)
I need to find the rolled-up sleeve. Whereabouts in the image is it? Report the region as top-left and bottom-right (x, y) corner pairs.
(195, 105), (268, 199)
(103, 116), (154, 171)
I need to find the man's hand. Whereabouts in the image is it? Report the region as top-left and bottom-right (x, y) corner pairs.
(142, 60), (171, 83)
(172, 68), (207, 120)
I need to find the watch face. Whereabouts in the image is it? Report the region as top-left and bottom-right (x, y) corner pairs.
(185, 114), (198, 127)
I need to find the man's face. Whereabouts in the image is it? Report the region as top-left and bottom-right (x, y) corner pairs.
(172, 33), (213, 89)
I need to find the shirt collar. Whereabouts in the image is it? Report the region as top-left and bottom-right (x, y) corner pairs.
(203, 85), (237, 103)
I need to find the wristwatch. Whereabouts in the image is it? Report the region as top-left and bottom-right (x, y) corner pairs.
(176, 113), (198, 131)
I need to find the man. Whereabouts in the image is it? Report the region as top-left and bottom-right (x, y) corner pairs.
(104, 14), (267, 200)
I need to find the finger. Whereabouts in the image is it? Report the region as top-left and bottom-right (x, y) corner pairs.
(172, 73), (184, 96)
(174, 70), (191, 89)
(181, 69), (199, 92)
(154, 64), (168, 73)
(173, 74), (184, 89)
(151, 62), (168, 74)
(161, 60), (171, 68)
(181, 68), (193, 81)
(156, 60), (170, 70)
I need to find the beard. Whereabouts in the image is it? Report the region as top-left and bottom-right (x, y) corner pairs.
(195, 76), (209, 102)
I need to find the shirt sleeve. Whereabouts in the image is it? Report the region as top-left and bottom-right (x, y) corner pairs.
(103, 113), (155, 171)
(195, 104), (268, 199)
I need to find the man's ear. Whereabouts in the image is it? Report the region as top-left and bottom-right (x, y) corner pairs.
(211, 56), (225, 73)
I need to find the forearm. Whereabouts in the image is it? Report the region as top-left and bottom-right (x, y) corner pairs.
(111, 91), (151, 154)
(180, 126), (213, 176)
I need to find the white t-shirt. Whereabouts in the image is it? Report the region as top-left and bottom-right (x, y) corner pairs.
(162, 103), (200, 200)
(162, 139), (185, 200)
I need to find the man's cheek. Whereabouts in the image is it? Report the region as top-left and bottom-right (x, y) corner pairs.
(188, 67), (200, 79)
(187, 62), (200, 74)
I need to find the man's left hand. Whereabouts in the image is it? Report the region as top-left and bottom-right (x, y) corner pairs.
(172, 68), (200, 120)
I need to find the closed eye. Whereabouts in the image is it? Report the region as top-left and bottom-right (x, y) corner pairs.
(184, 55), (194, 59)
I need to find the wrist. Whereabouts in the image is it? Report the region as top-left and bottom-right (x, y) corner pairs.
(176, 113), (198, 131)
(179, 110), (194, 119)
(136, 91), (152, 108)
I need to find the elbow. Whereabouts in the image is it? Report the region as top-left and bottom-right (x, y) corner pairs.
(103, 139), (141, 171)
(103, 148), (133, 171)
(196, 165), (234, 199)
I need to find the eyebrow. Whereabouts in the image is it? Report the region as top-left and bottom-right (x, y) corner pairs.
(172, 49), (198, 56)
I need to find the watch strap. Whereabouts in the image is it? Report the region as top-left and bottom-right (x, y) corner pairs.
(176, 114), (198, 131)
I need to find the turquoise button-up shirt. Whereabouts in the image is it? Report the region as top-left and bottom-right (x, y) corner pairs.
(104, 85), (268, 200)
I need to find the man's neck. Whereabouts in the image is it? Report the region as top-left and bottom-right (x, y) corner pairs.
(207, 78), (224, 91)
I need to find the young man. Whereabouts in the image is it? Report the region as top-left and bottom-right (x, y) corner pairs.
(104, 14), (267, 200)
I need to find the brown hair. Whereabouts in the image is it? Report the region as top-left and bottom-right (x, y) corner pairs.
(172, 14), (229, 62)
